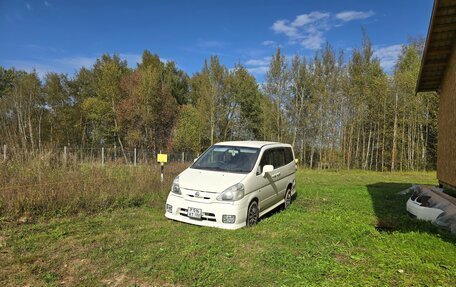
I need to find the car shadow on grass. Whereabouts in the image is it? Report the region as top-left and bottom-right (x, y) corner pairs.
(258, 192), (298, 224)
(366, 182), (456, 243)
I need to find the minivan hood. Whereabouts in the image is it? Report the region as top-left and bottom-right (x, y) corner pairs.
(178, 167), (247, 193)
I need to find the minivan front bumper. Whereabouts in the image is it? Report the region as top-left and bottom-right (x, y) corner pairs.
(165, 193), (248, 230)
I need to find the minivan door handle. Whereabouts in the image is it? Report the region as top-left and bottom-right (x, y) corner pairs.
(272, 172), (281, 178)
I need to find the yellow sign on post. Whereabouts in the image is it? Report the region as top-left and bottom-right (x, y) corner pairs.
(157, 153), (168, 163)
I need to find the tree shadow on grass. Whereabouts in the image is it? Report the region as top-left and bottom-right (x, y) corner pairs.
(367, 182), (456, 243)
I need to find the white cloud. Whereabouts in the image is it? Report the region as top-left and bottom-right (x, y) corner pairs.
(2, 53), (145, 79)
(335, 10), (375, 22)
(244, 57), (271, 76)
(262, 40), (276, 47)
(26, 3), (32, 10)
(245, 58), (270, 66)
(272, 20), (299, 37)
(261, 40), (283, 49)
(373, 44), (403, 71)
(44, 1), (52, 8)
(271, 10), (374, 50)
(271, 11), (331, 50)
(247, 66), (269, 75)
(54, 56), (97, 68)
(4, 57), (96, 78)
(292, 11), (330, 27)
(300, 31), (325, 50)
(3, 60), (53, 78)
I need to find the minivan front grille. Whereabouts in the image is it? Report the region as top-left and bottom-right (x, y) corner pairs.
(181, 188), (215, 201)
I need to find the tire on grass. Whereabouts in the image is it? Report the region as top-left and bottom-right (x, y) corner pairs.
(283, 188), (292, 210)
(246, 200), (259, 227)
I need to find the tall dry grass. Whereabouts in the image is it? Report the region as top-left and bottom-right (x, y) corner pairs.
(0, 152), (188, 222)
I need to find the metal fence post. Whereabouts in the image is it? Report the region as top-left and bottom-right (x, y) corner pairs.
(160, 162), (164, 182)
(3, 144), (6, 162)
(101, 147), (105, 167)
(63, 146), (67, 167)
(134, 148), (137, 166)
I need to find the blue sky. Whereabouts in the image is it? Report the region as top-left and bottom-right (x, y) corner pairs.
(1, 0), (434, 81)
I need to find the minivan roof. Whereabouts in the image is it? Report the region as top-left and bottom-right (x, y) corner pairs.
(214, 141), (287, 148)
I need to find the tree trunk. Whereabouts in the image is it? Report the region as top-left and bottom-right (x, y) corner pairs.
(400, 114), (406, 172)
(310, 146), (314, 169)
(27, 112), (35, 151)
(347, 124), (353, 169)
(210, 113), (215, 145)
(38, 110), (43, 151)
(111, 99), (128, 163)
(375, 123), (380, 171)
(361, 125), (366, 169)
(391, 91), (399, 171)
(364, 124), (372, 169)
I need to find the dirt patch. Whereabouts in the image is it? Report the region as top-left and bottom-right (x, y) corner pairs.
(102, 274), (182, 287)
(102, 274), (128, 286)
(333, 253), (350, 264)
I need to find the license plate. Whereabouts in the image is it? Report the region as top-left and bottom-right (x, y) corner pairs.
(187, 207), (202, 219)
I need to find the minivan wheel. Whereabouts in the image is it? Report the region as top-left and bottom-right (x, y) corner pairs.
(284, 188), (292, 209)
(246, 201), (259, 227)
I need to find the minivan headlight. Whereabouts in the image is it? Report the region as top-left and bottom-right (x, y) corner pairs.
(217, 183), (245, 201)
(171, 176), (181, 195)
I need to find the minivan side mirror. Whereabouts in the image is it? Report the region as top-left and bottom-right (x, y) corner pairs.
(262, 165), (274, 177)
(193, 158), (198, 163)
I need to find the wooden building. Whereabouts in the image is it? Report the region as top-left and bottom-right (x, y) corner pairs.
(417, 0), (456, 189)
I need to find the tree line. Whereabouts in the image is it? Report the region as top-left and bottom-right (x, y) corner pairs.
(0, 35), (438, 171)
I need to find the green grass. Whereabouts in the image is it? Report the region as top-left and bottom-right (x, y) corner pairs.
(1, 169), (455, 286)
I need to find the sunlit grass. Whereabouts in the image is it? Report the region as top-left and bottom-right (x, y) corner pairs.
(1, 169), (455, 286)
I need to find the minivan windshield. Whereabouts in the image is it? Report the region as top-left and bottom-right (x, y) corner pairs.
(192, 145), (260, 173)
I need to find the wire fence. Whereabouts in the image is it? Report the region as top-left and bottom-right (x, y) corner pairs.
(1, 144), (198, 166)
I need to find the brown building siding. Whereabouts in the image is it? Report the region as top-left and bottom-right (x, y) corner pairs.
(437, 46), (456, 188)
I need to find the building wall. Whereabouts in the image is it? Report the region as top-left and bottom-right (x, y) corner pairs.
(437, 46), (456, 188)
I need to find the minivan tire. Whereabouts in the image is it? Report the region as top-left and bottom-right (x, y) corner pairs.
(284, 188), (292, 209)
(246, 201), (259, 227)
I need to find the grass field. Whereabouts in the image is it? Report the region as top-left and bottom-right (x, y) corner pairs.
(1, 169), (455, 286)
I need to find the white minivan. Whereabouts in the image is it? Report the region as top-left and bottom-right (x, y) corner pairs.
(165, 141), (297, 229)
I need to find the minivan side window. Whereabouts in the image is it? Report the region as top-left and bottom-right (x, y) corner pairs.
(258, 149), (273, 174)
(284, 147), (294, 164)
(258, 147), (293, 174)
(272, 148), (285, 168)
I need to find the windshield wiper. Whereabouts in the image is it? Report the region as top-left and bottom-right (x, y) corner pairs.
(195, 166), (224, 171)
(228, 169), (248, 173)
